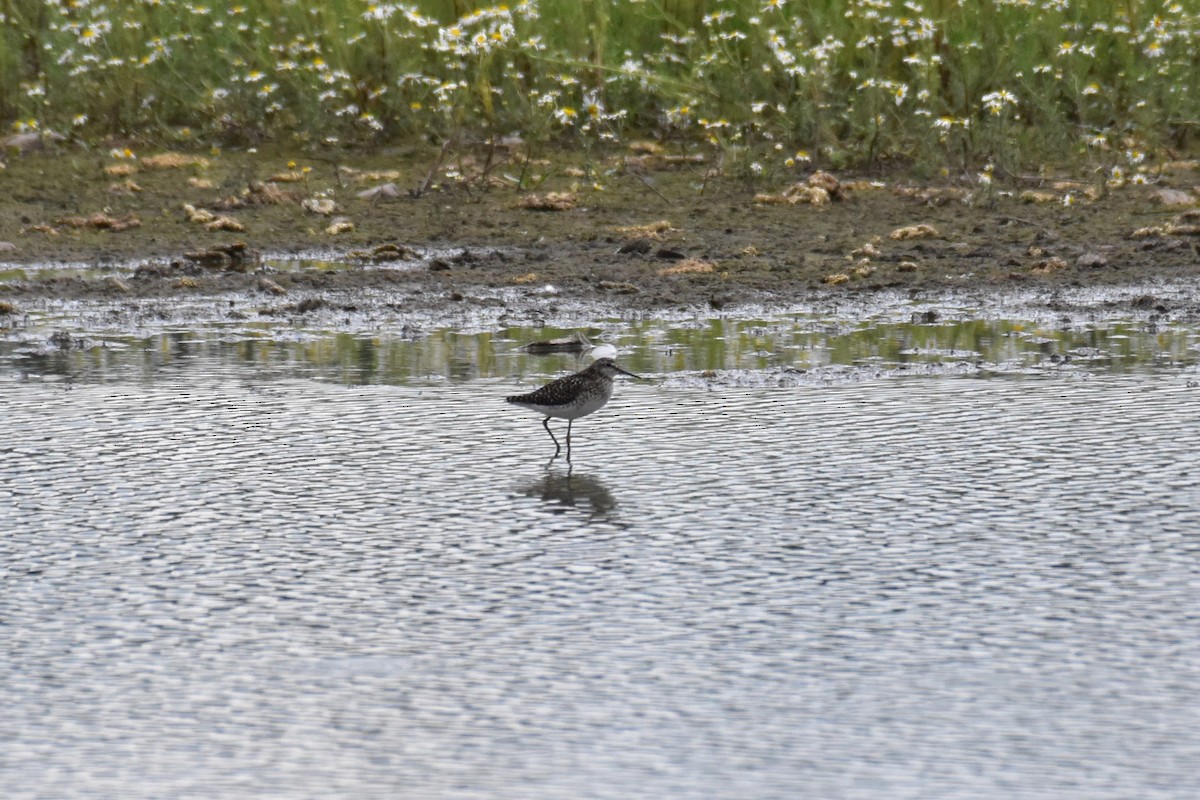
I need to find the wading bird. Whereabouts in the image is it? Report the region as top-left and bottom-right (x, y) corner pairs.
(506, 357), (641, 460)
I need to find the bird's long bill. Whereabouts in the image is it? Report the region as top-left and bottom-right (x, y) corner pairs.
(614, 365), (643, 380)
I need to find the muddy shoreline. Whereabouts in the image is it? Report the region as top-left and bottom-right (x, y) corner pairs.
(2, 147), (1199, 325)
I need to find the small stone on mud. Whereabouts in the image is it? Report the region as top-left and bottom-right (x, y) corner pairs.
(142, 152), (210, 170)
(0, 241), (16, 252)
(597, 281), (640, 294)
(257, 277), (287, 295)
(516, 192), (577, 211)
(655, 247), (687, 260)
(295, 297), (326, 313)
(1150, 188), (1194, 207)
(894, 186), (971, 205)
(822, 273), (850, 285)
(356, 183), (401, 200)
(184, 204), (216, 224)
(3, 130), (65, 153)
(428, 258), (451, 271)
(448, 291), (464, 301)
(205, 216), (245, 233)
(343, 167), (402, 183)
(897, 261), (919, 272)
(753, 192), (787, 206)
(1031, 257), (1068, 274)
(1020, 190), (1059, 204)
(325, 219), (355, 235)
(56, 212), (142, 232)
(184, 241), (258, 271)
(755, 183), (831, 206)
(629, 141), (664, 155)
(841, 180), (886, 192)
(614, 220), (675, 239)
(1076, 252), (1108, 269)
(850, 263), (875, 279)
(216, 182), (301, 209)
(353, 243), (419, 262)
(659, 258), (716, 276)
(851, 241), (882, 259)
(890, 223), (939, 240)
(450, 249), (496, 267)
(182, 251), (226, 267)
(107, 180), (142, 195)
(1164, 223), (1200, 236)
(806, 171), (843, 199)
(302, 197), (338, 215)
(617, 238), (653, 255)
(1162, 160), (1200, 174)
(0, 300), (18, 314)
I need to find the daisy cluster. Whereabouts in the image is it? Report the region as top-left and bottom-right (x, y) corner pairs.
(1, 0), (1195, 172)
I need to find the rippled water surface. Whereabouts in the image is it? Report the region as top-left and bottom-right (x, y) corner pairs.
(4, 320), (1200, 798)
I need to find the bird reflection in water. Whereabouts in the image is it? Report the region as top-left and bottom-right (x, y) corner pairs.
(521, 468), (617, 520)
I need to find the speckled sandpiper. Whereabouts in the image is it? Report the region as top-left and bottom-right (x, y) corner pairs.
(506, 357), (641, 460)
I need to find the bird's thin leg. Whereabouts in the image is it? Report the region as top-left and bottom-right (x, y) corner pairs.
(542, 417), (561, 458)
(566, 419), (573, 462)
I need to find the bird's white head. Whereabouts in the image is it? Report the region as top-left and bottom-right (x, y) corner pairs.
(589, 343), (619, 361)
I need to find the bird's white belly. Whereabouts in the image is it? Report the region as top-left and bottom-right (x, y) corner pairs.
(560, 390), (611, 420)
(522, 385), (612, 420)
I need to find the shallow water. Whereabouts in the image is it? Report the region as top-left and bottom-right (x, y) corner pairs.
(3, 322), (1200, 798)
(4, 308), (1198, 386)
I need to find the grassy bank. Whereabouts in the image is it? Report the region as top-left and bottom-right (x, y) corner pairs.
(2, 0), (1197, 177)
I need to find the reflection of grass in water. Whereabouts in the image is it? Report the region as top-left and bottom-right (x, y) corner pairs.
(1, 1), (1195, 174)
(5, 316), (1191, 383)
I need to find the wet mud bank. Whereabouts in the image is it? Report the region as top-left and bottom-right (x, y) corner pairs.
(2, 147), (1199, 332)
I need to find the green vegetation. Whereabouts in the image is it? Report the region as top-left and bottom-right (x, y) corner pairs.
(2, 0), (1197, 177)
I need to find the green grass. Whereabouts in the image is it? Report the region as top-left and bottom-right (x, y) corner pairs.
(2, 0), (1197, 177)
